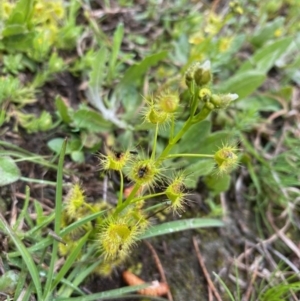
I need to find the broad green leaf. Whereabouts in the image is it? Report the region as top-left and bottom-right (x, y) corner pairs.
(6, 0), (34, 25)
(139, 218), (224, 239)
(250, 17), (285, 47)
(89, 48), (108, 89)
(204, 174), (231, 193)
(2, 32), (35, 51)
(2, 24), (28, 37)
(236, 96), (281, 112)
(48, 138), (70, 154)
(185, 160), (215, 188)
(218, 71), (266, 100)
(71, 151), (84, 163)
(0, 156), (21, 186)
(55, 96), (72, 124)
(73, 108), (113, 131)
(48, 138), (82, 156)
(198, 131), (232, 155)
(0, 270), (19, 294)
(177, 120), (211, 153)
(238, 36), (293, 74)
(121, 51), (168, 85)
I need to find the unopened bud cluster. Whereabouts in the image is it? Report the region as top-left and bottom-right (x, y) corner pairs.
(185, 60), (238, 112)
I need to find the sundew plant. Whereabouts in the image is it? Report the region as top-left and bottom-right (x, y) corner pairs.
(60, 60), (239, 273)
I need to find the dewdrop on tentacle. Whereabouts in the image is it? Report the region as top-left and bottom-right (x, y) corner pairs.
(97, 216), (140, 261)
(156, 90), (180, 114)
(127, 158), (162, 189)
(214, 144), (239, 175)
(165, 173), (189, 214)
(64, 183), (86, 218)
(98, 148), (132, 172)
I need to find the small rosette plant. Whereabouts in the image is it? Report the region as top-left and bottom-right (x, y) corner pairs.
(60, 60), (240, 273)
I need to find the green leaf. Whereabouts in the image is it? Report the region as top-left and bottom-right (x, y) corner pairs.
(88, 48), (108, 89)
(185, 160), (215, 188)
(71, 151), (84, 163)
(0, 156), (21, 186)
(139, 218), (224, 239)
(6, 0), (34, 25)
(0, 270), (19, 294)
(55, 96), (72, 124)
(251, 17), (285, 47)
(236, 96), (281, 112)
(238, 36), (293, 74)
(2, 32), (35, 52)
(218, 71), (266, 100)
(121, 51), (168, 85)
(204, 174), (231, 193)
(2, 24), (28, 37)
(198, 131), (232, 155)
(73, 108), (113, 132)
(108, 23), (124, 80)
(48, 138), (70, 154)
(176, 120), (211, 153)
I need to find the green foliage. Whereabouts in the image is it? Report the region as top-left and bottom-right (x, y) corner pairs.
(0, 0), (299, 299)
(0, 156), (21, 186)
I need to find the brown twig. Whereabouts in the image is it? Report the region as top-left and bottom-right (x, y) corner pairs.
(144, 241), (173, 301)
(192, 236), (223, 301)
(266, 206), (300, 259)
(243, 264), (258, 301)
(208, 285), (213, 301)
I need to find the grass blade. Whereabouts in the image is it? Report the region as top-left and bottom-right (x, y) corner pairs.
(50, 231), (90, 291)
(43, 138), (67, 300)
(138, 218), (224, 239)
(0, 213), (42, 300)
(53, 283), (152, 301)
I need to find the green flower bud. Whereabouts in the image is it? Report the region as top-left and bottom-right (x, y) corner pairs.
(199, 88), (212, 102)
(194, 61), (212, 87)
(185, 61), (212, 88)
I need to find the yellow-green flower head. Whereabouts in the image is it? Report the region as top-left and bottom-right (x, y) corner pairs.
(156, 90), (180, 113)
(65, 183), (85, 218)
(98, 216), (139, 261)
(128, 158), (161, 187)
(214, 144), (239, 175)
(99, 149), (131, 171)
(185, 61), (212, 88)
(165, 173), (188, 213)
